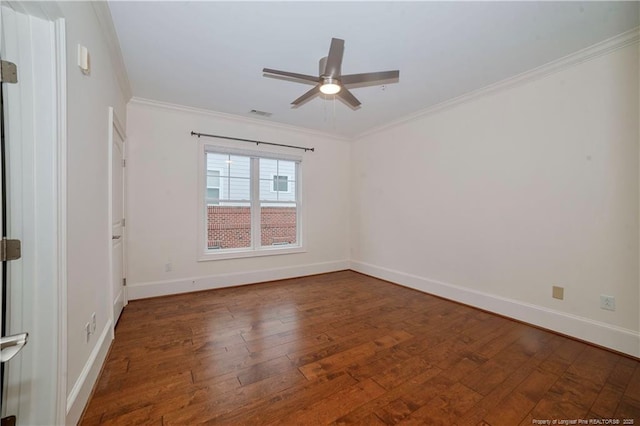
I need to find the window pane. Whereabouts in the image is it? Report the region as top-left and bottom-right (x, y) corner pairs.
(207, 153), (229, 172)
(259, 158), (296, 202)
(228, 155), (250, 177)
(207, 153), (250, 178)
(259, 158), (278, 180)
(261, 204), (297, 247)
(207, 202), (251, 250)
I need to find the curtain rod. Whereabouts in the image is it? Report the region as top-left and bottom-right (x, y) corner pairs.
(191, 131), (315, 152)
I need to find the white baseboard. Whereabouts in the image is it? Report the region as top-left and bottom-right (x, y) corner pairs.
(350, 260), (640, 358)
(66, 320), (113, 425)
(127, 260), (350, 300)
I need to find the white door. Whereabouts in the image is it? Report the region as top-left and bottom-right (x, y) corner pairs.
(110, 108), (126, 325)
(1, 7), (30, 423)
(1, 6), (62, 425)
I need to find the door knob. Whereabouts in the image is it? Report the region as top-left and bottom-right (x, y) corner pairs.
(112, 235), (121, 240)
(1, 332), (28, 362)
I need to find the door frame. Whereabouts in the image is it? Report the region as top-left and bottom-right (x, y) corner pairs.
(54, 16), (67, 426)
(107, 106), (126, 337)
(1, 2), (66, 425)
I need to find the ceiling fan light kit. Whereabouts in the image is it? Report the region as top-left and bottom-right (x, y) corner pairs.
(263, 37), (399, 109)
(319, 77), (341, 95)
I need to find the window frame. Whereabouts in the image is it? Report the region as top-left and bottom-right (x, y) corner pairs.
(197, 144), (305, 261)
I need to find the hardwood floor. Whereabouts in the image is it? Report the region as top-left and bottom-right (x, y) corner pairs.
(79, 271), (640, 425)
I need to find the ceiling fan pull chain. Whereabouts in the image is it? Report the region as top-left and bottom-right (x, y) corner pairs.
(323, 94), (327, 122)
(333, 95), (336, 130)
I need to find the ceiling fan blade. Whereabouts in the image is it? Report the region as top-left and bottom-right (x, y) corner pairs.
(292, 85), (321, 106)
(323, 38), (344, 77)
(341, 70), (400, 85)
(263, 68), (319, 84)
(337, 87), (361, 108)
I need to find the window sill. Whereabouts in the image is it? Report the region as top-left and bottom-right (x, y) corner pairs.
(198, 245), (306, 262)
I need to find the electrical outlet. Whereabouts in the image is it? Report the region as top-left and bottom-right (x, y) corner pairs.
(85, 323), (91, 342)
(91, 312), (96, 333)
(600, 295), (615, 311)
(165, 262), (172, 272)
(552, 286), (564, 300)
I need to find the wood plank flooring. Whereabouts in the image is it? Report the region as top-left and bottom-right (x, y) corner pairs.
(79, 271), (640, 425)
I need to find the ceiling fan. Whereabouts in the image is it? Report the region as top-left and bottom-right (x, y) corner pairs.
(263, 38), (399, 109)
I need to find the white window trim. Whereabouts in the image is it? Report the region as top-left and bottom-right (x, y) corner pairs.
(197, 143), (305, 261)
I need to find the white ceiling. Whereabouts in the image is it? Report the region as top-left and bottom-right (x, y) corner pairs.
(108, 1), (639, 138)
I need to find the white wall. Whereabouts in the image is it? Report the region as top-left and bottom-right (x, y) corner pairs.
(58, 2), (129, 423)
(351, 43), (639, 356)
(126, 100), (350, 298)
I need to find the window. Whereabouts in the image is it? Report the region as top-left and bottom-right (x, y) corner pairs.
(206, 170), (221, 205)
(199, 146), (303, 260)
(272, 175), (289, 192)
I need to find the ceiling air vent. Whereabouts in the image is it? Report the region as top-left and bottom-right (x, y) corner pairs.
(249, 109), (272, 117)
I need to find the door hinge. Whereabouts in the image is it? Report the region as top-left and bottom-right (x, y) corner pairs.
(122, 159), (126, 167)
(123, 278), (127, 286)
(0, 238), (21, 261)
(0, 60), (18, 84)
(122, 218), (126, 227)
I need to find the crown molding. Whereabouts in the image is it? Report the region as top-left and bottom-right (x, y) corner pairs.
(92, 2), (132, 102)
(355, 27), (640, 141)
(128, 97), (351, 143)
